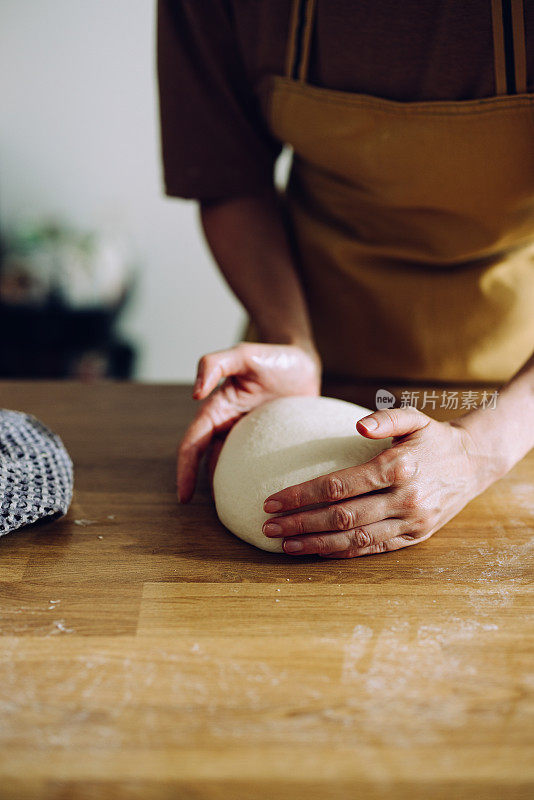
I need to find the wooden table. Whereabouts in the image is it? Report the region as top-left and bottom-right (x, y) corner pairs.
(0, 381), (532, 800)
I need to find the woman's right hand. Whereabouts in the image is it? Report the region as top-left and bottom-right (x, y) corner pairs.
(177, 341), (322, 502)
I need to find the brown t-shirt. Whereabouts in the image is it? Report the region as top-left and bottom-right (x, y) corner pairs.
(157, 0), (534, 201)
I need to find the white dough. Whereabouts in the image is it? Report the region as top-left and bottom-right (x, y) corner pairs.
(213, 396), (391, 553)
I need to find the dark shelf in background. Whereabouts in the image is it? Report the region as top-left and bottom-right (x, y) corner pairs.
(0, 301), (136, 379)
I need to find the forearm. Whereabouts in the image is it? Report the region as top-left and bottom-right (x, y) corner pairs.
(199, 189), (317, 355)
(455, 350), (534, 486)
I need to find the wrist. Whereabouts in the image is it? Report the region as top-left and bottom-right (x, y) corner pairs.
(256, 327), (320, 364)
(451, 409), (515, 492)
(288, 338), (322, 380)
(290, 336), (321, 364)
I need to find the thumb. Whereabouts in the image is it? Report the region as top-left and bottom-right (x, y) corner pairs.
(356, 406), (430, 439)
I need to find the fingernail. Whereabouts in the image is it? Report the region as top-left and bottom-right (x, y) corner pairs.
(361, 417), (378, 431)
(264, 500), (283, 512)
(263, 522), (282, 537)
(284, 540), (303, 553)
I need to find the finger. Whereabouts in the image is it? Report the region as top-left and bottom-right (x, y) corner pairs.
(177, 392), (240, 502)
(263, 457), (390, 513)
(177, 411), (215, 503)
(193, 347), (247, 399)
(282, 518), (409, 556)
(357, 406), (430, 440)
(263, 492), (394, 538)
(320, 533), (420, 558)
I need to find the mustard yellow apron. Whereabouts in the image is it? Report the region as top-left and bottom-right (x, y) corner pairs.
(244, 0), (534, 384)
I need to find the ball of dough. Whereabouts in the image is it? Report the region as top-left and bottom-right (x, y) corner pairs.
(213, 396), (391, 553)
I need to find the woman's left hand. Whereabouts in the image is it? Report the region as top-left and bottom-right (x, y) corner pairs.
(262, 406), (502, 558)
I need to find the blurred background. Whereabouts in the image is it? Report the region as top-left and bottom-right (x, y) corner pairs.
(0, 0), (246, 382)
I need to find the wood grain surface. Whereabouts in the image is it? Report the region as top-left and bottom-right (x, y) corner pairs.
(0, 381), (532, 800)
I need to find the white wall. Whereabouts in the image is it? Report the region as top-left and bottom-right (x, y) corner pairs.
(0, 0), (246, 382)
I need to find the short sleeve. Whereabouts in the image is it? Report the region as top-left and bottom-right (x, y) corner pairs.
(157, 0), (283, 201)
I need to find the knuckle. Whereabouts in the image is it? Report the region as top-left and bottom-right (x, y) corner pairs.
(373, 451), (393, 486)
(382, 408), (400, 428)
(291, 487), (306, 509)
(324, 475), (346, 502)
(234, 342), (250, 359)
(292, 514), (306, 535)
(311, 535), (332, 555)
(320, 535), (351, 555)
(390, 453), (415, 485)
(352, 526), (372, 548)
(402, 488), (424, 514)
(331, 504), (355, 531)
(417, 499), (431, 520)
(413, 508), (433, 532)
(402, 492), (433, 529)
(402, 529), (421, 541)
(371, 540), (388, 555)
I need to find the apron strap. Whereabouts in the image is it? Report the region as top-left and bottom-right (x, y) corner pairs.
(287, 1), (527, 94)
(284, 0), (303, 79)
(491, 0), (508, 94)
(297, 0), (317, 82)
(284, 0), (317, 82)
(511, 0), (527, 94)
(491, 0), (527, 94)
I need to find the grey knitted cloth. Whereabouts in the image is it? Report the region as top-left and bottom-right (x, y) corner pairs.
(0, 410), (73, 537)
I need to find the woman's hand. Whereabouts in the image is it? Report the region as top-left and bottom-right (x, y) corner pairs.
(178, 341), (321, 502)
(262, 406), (506, 558)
